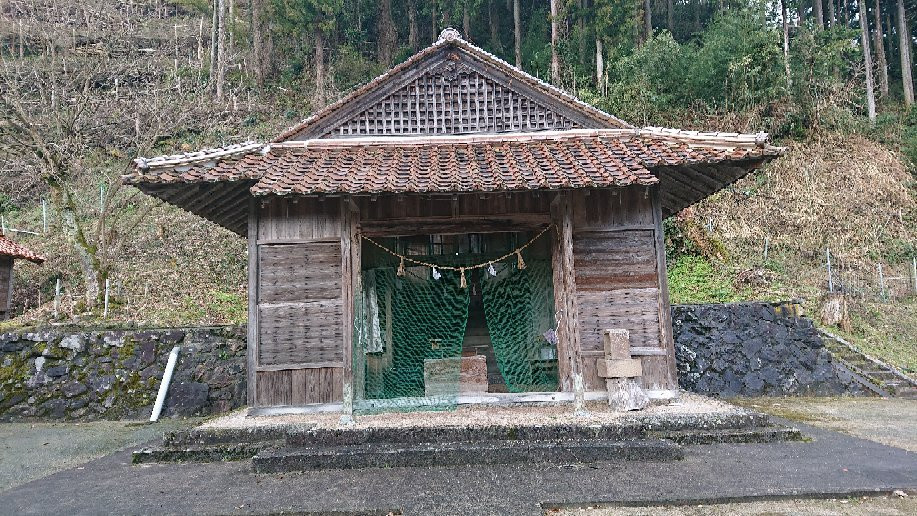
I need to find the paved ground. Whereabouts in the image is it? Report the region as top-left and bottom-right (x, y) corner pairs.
(732, 397), (917, 452)
(555, 493), (916, 515)
(0, 420), (914, 515)
(0, 398), (914, 514)
(0, 419), (194, 493)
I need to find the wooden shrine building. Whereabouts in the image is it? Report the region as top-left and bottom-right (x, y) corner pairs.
(126, 29), (782, 412)
(0, 234), (44, 320)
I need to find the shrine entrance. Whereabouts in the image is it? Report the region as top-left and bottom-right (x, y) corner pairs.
(354, 230), (559, 411)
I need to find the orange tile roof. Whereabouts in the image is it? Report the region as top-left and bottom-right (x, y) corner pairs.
(0, 235), (44, 264)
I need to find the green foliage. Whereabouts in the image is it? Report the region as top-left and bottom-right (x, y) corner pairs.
(667, 255), (740, 305)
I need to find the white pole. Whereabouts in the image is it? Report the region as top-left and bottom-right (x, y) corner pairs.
(763, 236), (770, 262)
(912, 257), (917, 295)
(1, 215), (5, 235)
(878, 264), (887, 300)
(826, 248), (834, 293)
(42, 200), (48, 233)
(99, 185), (105, 212)
(53, 279), (61, 317)
(103, 278), (110, 318)
(150, 346), (181, 422)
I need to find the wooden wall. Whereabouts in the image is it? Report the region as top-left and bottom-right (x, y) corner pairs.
(0, 258), (12, 320)
(250, 197), (346, 407)
(248, 188), (677, 408)
(566, 188), (676, 391)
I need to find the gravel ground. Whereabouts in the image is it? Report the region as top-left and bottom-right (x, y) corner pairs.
(0, 418), (196, 493)
(199, 392), (744, 431)
(732, 397), (917, 452)
(554, 493), (916, 515)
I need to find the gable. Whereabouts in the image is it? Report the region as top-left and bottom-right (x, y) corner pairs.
(279, 32), (630, 141)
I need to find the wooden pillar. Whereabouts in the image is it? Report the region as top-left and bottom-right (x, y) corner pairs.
(340, 196), (360, 420)
(651, 188), (677, 390)
(551, 192), (582, 391)
(246, 197), (259, 407)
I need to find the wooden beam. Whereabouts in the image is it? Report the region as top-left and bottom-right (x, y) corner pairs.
(651, 188), (677, 390)
(360, 214), (552, 237)
(247, 197), (260, 407)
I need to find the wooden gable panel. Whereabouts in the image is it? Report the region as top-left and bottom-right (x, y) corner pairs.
(320, 57), (580, 138)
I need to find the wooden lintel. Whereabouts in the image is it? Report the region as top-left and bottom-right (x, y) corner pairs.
(361, 214), (551, 237)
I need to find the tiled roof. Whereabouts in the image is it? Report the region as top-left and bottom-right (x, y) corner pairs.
(0, 235), (44, 264)
(248, 129), (781, 195)
(125, 141), (264, 185)
(124, 129), (783, 194)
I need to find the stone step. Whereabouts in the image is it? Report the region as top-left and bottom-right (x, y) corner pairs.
(163, 425), (314, 447)
(284, 413), (773, 448)
(251, 438), (684, 472)
(132, 442), (275, 464)
(652, 426), (804, 445)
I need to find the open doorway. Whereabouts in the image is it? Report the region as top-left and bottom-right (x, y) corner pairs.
(357, 231), (558, 404)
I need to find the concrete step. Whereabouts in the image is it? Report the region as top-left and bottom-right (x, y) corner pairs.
(132, 442), (274, 464)
(251, 438), (684, 472)
(653, 426), (804, 445)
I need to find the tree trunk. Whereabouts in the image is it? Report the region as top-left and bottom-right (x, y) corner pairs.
(513, 0), (521, 67)
(827, 0), (835, 27)
(858, 0), (876, 121)
(216, 0), (225, 101)
(550, 0), (560, 83)
(431, 2), (438, 42)
(643, 0), (652, 39)
(814, 0), (825, 30)
(463, 1), (471, 40)
(798, 0), (807, 24)
(782, 0), (792, 89)
(873, 0), (889, 97)
(667, 0), (674, 33)
(489, 1), (504, 55)
(408, 0), (418, 51)
(595, 37), (604, 92)
(378, 0), (396, 66)
(899, 0), (915, 105)
(210, 0), (218, 86)
(314, 26), (326, 108)
(251, 0), (265, 87)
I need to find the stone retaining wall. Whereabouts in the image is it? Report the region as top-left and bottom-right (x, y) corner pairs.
(0, 327), (246, 421)
(0, 302), (864, 421)
(673, 302), (863, 397)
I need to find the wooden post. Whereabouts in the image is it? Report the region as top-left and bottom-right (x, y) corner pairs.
(598, 329), (649, 411)
(246, 197), (259, 407)
(340, 196), (359, 425)
(550, 192), (582, 392)
(651, 189), (677, 389)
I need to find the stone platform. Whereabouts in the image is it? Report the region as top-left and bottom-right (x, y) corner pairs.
(133, 393), (802, 471)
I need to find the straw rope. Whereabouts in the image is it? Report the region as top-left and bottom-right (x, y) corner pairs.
(361, 225), (555, 288)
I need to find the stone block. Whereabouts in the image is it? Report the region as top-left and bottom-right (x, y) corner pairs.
(602, 329), (630, 358)
(596, 358), (642, 379)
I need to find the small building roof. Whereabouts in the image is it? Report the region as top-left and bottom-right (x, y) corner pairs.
(0, 235), (44, 264)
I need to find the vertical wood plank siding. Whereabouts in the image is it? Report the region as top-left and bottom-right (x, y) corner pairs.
(570, 188), (675, 390)
(0, 258), (13, 320)
(253, 197), (345, 406)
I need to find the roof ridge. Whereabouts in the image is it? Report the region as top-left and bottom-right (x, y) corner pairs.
(134, 141), (264, 170)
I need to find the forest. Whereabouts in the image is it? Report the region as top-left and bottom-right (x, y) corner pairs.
(0, 1), (915, 373)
